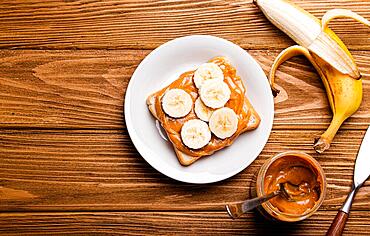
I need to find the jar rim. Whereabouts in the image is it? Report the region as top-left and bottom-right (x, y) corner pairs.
(256, 151), (327, 222)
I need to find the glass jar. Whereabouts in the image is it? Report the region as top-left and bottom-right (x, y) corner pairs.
(252, 151), (327, 222)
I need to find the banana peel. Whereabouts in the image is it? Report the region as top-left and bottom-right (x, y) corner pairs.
(254, 0), (369, 153)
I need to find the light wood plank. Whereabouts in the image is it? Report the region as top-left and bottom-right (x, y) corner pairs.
(0, 50), (368, 129)
(0, 0), (369, 50)
(0, 211), (369, 235)
(0, 129), (368, 211)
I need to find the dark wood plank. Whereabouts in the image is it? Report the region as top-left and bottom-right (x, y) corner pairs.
(0, 211), (369, 235)
(0, 129), (368, 211)
(0, 50), (368, 129)
(0, 0), (369, 50)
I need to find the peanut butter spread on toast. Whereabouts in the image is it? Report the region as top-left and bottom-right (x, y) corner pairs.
(149, 57), (259, 157)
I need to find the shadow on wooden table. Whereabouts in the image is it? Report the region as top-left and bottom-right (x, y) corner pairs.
(250, 210), (305, 235)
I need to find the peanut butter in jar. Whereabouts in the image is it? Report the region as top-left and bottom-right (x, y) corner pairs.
(254, 151), (326, 222)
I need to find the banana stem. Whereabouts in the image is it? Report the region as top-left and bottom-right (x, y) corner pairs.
(314, 114), (346, 153)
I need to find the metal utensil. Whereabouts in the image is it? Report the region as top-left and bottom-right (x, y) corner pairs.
(327, 126), (370, 236)
(226, 183), (291, 219)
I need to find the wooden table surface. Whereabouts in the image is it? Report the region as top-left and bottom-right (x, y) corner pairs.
(0, 0), (369, 235)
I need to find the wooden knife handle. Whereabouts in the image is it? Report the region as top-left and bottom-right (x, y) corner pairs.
(326, 210), (349, 236)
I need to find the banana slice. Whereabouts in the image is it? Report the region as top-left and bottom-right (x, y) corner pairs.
(209, 107), (238, 139)
(193, 62), (224, 89)
(194, 98), (214, 122)
(199, 80), (231, 109)
(181, 119), (211, 149)
(162, 89), (193, 118)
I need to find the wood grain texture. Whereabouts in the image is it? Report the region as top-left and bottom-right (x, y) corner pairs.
(0, 129), (369, 211)
(0, 211), (369, 235)
(0, 0), (369, 50)
(0, 0), (369, 234)
(0, 50), (368, 129)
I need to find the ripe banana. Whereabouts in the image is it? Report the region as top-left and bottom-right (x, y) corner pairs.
(200, 80), (231, 109)
(209, 107), (239, 139)
(194, 97), (214, 122)
(162, 89), (193, 118)
(194, 62), (224, 89)
(254, 0), (369, 153)
(181, 119), (212, 149)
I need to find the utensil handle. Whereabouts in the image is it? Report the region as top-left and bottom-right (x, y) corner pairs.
(327, 186), (357, 236)
(326, 210), (349, 236)
(226, 191), (279, 219)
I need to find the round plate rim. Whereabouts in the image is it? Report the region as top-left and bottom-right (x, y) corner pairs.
(124, 35), (274, 184)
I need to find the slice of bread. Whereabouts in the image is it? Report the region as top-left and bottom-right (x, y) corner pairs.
(146, 57), (261, 166)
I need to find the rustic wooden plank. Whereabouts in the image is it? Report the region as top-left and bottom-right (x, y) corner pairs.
(0, 211), (369, 235)
(0, 0), (369, 50)
(0, 50), (368, 129)
(0, 129), (368, 211)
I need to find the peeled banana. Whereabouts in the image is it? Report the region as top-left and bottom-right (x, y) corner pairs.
(194, 98), (214, 122)
(194, 62), (224, 89)
(254, 0), (369, 153)
(162, 89), (193, 118)
(181, 119), (211, 149)
(209, 107), (239, 139)
(200, 80), (231, 109)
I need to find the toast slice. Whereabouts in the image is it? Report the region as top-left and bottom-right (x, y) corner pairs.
(146, 57), (261, 166)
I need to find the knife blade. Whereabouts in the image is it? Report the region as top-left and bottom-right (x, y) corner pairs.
(354, 126), (370, 187)
(327, 126), (370, 236)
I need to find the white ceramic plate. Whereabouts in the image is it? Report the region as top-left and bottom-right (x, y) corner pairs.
(125, 35), (274, 184)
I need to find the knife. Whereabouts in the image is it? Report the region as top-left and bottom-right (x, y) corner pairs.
(327, 126), (370, 236)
